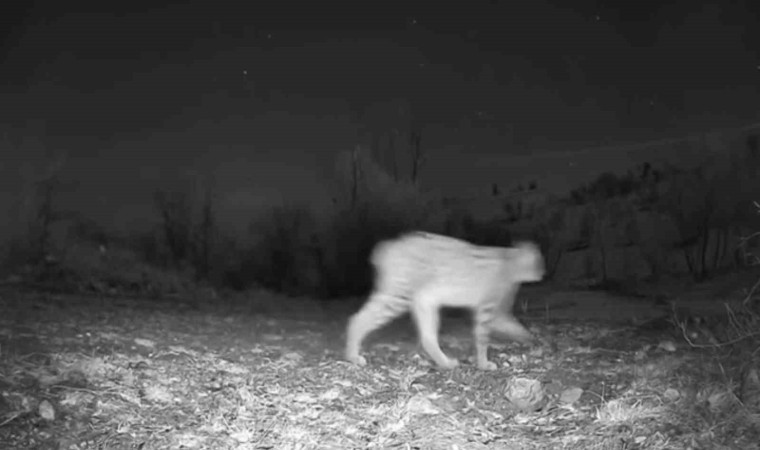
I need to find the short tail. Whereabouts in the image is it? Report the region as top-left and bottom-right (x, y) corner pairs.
(369, 240), (392, 268)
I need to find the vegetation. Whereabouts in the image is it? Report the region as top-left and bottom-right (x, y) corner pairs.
(0, 128), (758, 449)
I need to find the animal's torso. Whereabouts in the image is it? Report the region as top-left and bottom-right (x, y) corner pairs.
(373, 232), (512, 309)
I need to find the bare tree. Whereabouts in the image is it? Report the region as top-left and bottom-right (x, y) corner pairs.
(585, 203), (608, 283)
(361, 98), (428, 185)
(195, 182), (215, 281)
(384, 129), (400, 182)
(28, 154), (76, 264)
(409, 129), (424, 184)
(32, 173), (62, 263)
(153, 189), (192, 267)
(658, 158), (738, 281)
(350, 145), (362, 209)
(533, 205), (569, 279)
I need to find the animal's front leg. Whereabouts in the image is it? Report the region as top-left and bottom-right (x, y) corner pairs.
(489, 313), (534, 344)
(473, 309), (498, 371)
(412, 289), (458, 369)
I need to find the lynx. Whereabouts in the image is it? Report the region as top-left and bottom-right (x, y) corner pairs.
(345, 231), (545, 370)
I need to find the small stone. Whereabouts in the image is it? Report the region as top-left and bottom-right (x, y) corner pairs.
(663, 388), (681, 402)
(505, 377), (546, 412)
(559, 387), (583, 405)
(38, 400), (55, 421)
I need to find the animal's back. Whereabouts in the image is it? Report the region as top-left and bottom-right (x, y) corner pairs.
(370, 232), (509, 304)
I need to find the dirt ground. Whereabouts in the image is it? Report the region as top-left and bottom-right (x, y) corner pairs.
(1, 272), (759, 449)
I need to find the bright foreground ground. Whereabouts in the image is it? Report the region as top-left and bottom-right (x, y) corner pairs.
(1, 275), (759, 449)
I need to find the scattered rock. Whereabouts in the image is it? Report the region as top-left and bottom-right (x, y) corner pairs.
(707, 389), (733, 411)
(134, 338), (156, 348)
(657, 340), (677, 352)
(505, 377), (546, 412)
(740, 366), (760, 410)
(559, 387), (583, 405)
(406, 394), (441, 416)
(663, 388), (681, 402)
(38, 399), (55, 421)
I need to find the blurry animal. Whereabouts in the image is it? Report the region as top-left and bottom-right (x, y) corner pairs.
(345, 231), (545, 370)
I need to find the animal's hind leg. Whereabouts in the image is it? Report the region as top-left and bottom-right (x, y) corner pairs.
(345, 292), (408, 366)
(473, 306), (534, 371)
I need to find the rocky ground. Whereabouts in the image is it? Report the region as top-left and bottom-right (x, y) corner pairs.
(1, 274), (759, 449)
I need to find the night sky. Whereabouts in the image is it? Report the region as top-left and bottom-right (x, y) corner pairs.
(1, 0), (759, 232)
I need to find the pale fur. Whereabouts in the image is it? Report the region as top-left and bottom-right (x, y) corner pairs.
(345, 231), (545, 370)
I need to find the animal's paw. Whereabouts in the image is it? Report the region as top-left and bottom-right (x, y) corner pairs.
(477, 360), (498, 371)
(437, 357), (460, 370)
(346, 354), (367, 366)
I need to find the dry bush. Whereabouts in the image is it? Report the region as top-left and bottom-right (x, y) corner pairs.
(246, 203), (318, 296)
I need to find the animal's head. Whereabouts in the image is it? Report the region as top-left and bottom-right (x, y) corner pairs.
(509, 241), (545, 283)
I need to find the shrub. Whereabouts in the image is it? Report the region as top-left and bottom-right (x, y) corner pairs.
(246, 204), (317, 296)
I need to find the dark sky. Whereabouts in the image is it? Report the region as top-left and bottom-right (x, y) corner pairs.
(1, 0), (759, 231)
(3, 0), (759, 136)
